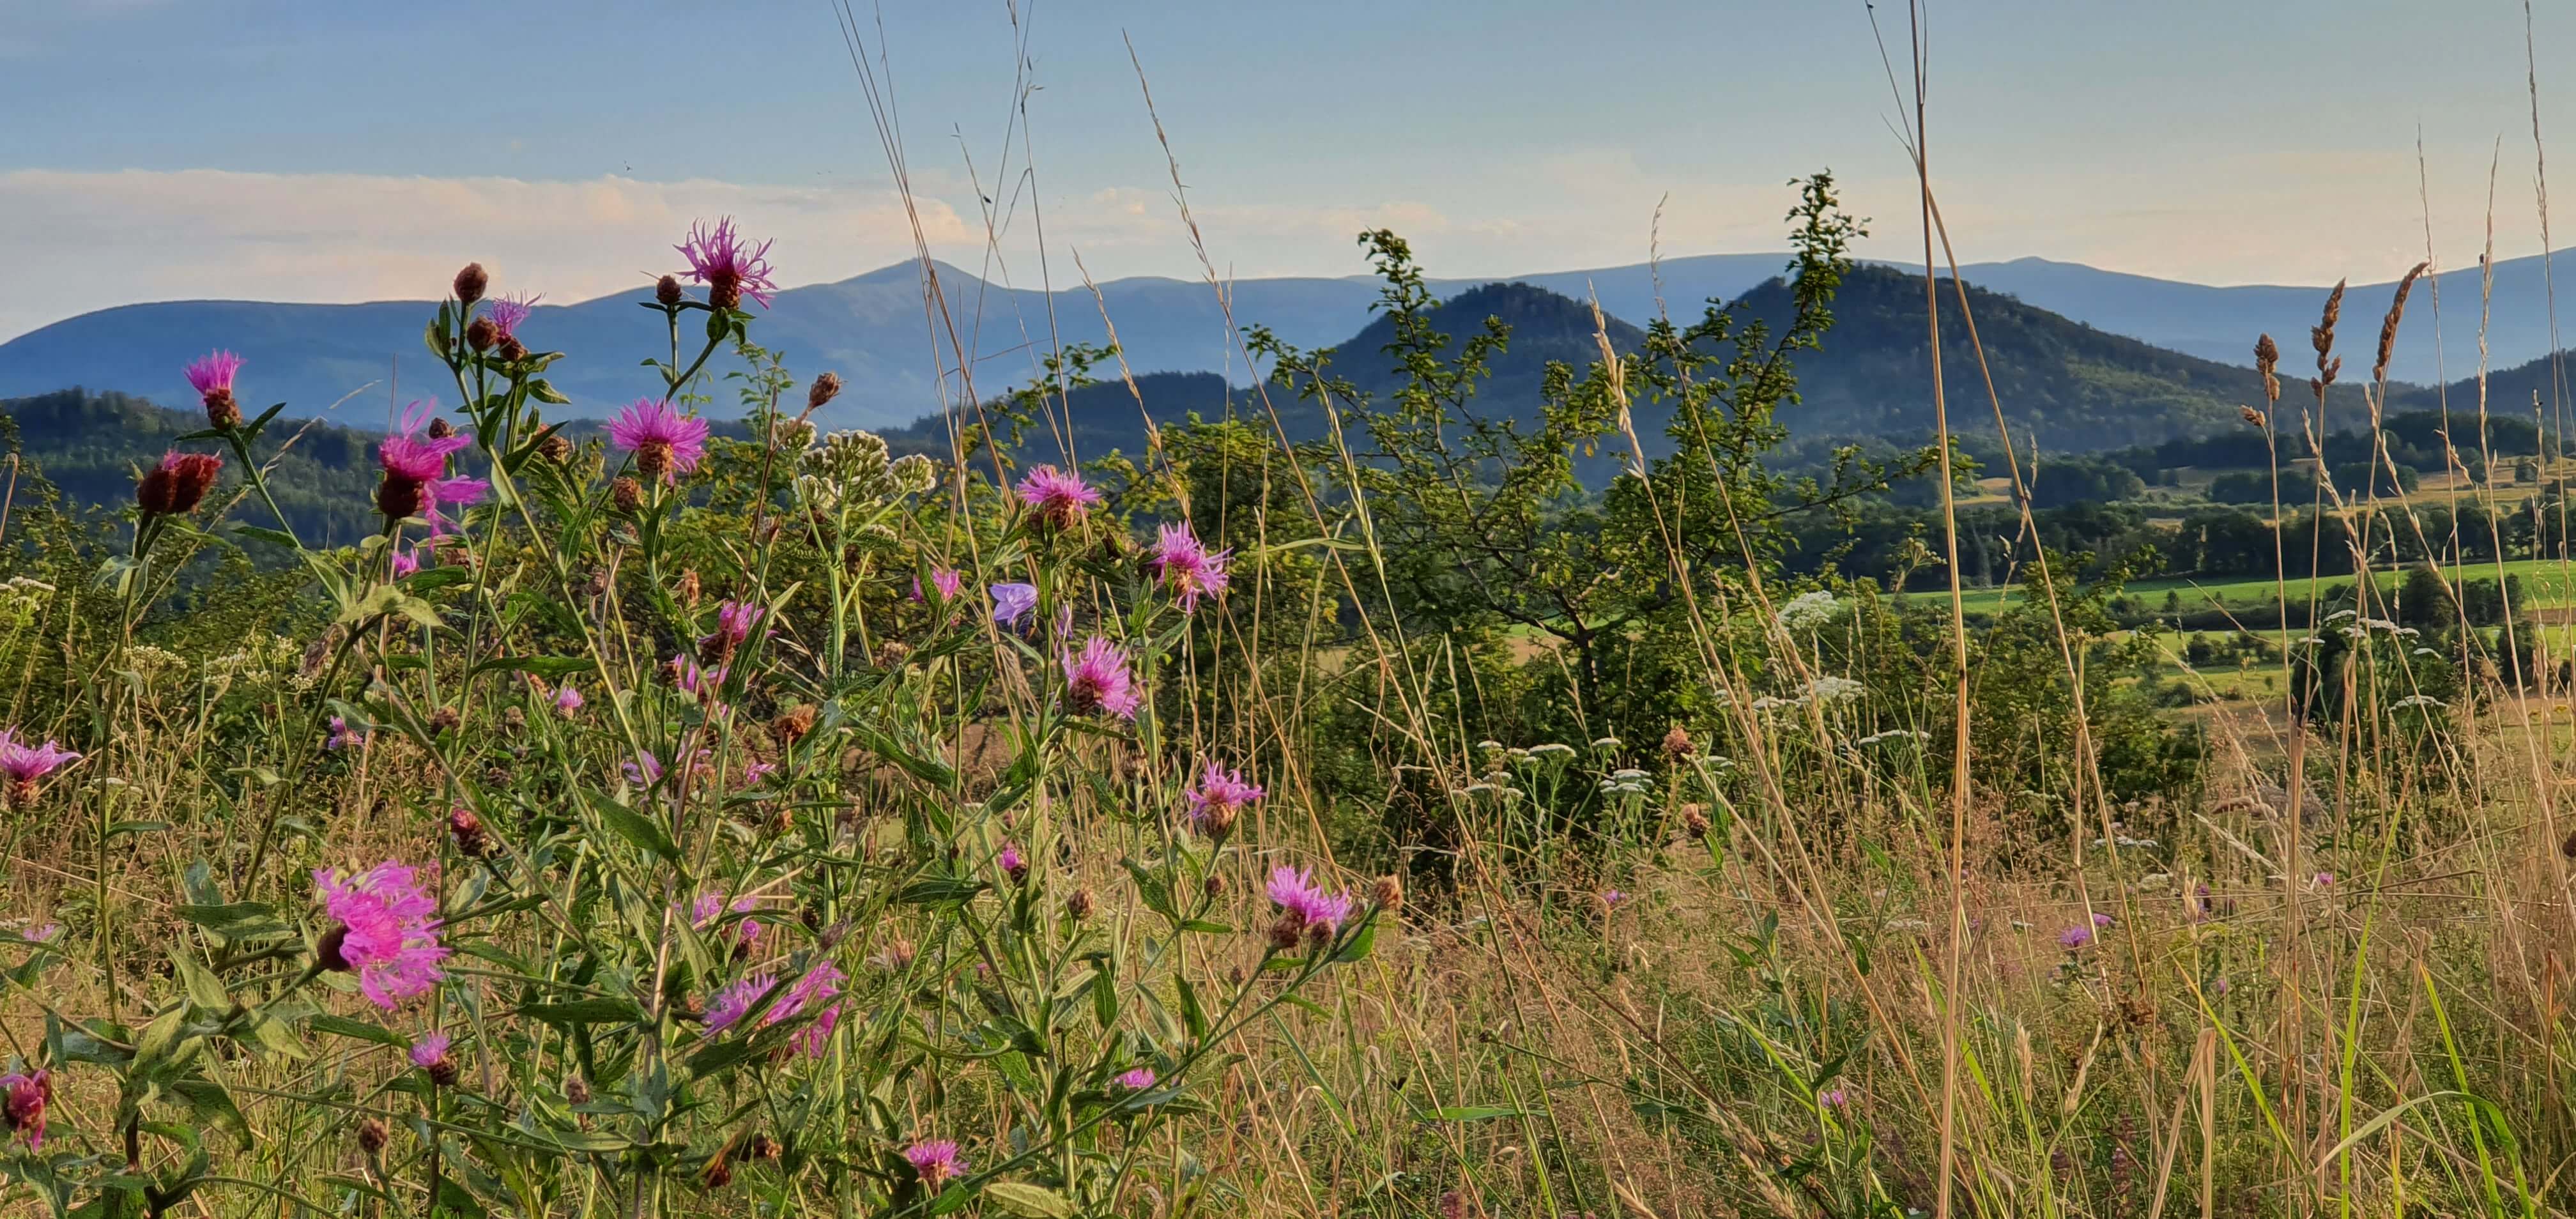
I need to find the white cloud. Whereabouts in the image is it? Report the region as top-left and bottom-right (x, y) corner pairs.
(0, 169), (979, 339)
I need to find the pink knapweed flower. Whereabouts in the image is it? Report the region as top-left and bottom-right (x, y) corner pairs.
(184, 350), (243, 400)
(705, 972), (777, 1033)
(408, 1031), (452, 1070)
(913, 567), (965, 603)
(1116, 1066), (1158, 1091)
(391, 550), (421, 578)
(675, 217), (779, 310)
(553, 683), (583, 716)
(625, 752), (663, 786)
(1184, 761), (1262, 831)
(608, 399), (710, 485)
(422, 475), (487, 538)
(702, 600), (763, 655)
(314, 860), (449, 1008)
(1149, 522), (1231, 613)
(776, 963), (845, 1057)
(2057, 925), (2094, 951)
(1, 1070), (49, 1149)
(485, 293), (540, 342)
(1820, 1087), (1848, 1107)
(904, 1140), (966, 1189)
(1061, 636), (1141, 720)
(325, 716), (365, 751)
(378, 401), (471, 484)
(1267, 864), (1354, 933)
(1016, 464), (1101, 528)
(22, 923), (59, 944)
(0, 730), (79, 788)
(1602, 889), (1628, 908)
(685, 892), (763, 948)
(2091, 912), (2113, 928)
(2314, 871), (2336, 888)
(998, 844), (1028, 884)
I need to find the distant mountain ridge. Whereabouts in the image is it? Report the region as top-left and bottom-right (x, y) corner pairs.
(2, 248), (2554, 429)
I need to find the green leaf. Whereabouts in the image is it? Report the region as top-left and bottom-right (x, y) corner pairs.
(528, 379), (571, 405)
(171, 1077), (253, 1148)
(582, 790), (680, 862)
(171, 953), (227, 1010)
(899, 878), (987, 907)
(107, 820), (171, 839)
(234, 525), (300, 551)
(1332, 921), (1378, 963)
(981, 1181), (1077, 1218)
(173, 901), (288, 943)
(307, 1014), (406, 1046)
(1175, 976), (1209, 1043)
(340, 583), (441, 629)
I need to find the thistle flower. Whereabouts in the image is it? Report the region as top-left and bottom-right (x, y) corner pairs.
(185, 349), (245, 428)
(410, 1031), (459, 1086)
(1602, 889), (1628, 909)
(452, 263), (488, 305)
(378, 401), (472, 484)
(990, 582), (1038, 628)
(447, 807), (491, 859)
(486, 292), (540, 344)
(391, 550), (422, 578)
(1116, 1066), (1158, 1091)
(422, 475), (487, 539)
(1013, 465), (1101, 531)
(778, 963), (845, 1057)
(0, 730), (79, 806)
(1820, 1087), (1848, 1108)
(1060, 636), (1141, 720)
(999, 843), (1029, 885)
(704, 972), (777, 1032)
(1183, 760), (1262, 834)
(675, 218), (778, 311)
(1266, 864), (1354, 935)
(137, 450), (222, 518)
(0, 1070), (50, 1149)
(608, 399), (710, 485)
(313, 859), (450, 1009)
(625, 752), (663, 786)
(904, 1140), (966, 1190)
(1147, 521), (1231, 613)
(2057, 925), (2094, 951)
(684, 892), (763, 948)
(701, 599), (764, 660)
(553, 683), (583, 716)
(324, 716), (365, 751)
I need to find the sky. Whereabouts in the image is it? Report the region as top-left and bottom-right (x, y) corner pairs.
(7, 0), (2576, 339)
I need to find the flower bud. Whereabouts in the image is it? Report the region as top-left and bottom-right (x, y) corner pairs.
(1682, 803), (1711, 840)
(496, 337), (526, 364)
(452, 263), (488, 305)
(358, 1117), (390, 1154)
(540, 433), (574, 464)
(747, 1133), (779, 1161)
(700, 1155), (733, 1190)
(1661, 725), (1692, 761)
(448, 806), (491, 859)
(610, 476), (643, 514)
(656, 275), (684, 307)
(429, 706), (460, 733)
(564, 1076), (591, 1105)
(138, 452), (224, 518)
(808, 372), (843, 412)
(464, 317), (498, 352)
(1066, 888), (1095, 921)
(203, 388), (240, 430)
(1268, 912), (1305, 951)
(1372, 874), (1404, 912)
(1204, 873), (1225, 898)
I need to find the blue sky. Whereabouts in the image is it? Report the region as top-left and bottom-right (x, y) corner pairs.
(7, 0), (2576, 338)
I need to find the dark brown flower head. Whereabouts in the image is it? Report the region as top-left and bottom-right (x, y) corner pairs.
(429, 706), (460, 733)
(610, 475), (643, 514)
(453, 263), (488, 305)
(1268, 912), (1305, 952)
(564, 1076), (591, 1106)
(357, 1117), (390, 1154)
(1066, 888), (1096, 921)
(464, 317), (498, 352)
(635, 438), (673, 483)
(1660, 724), (1692, 760)
(1204, 873), (1225, 898)
(139, 451), (224, 517)
(203, 388), (241, 430)
(448, 806), (491, 859)
(539, 433), (574, 464)
(875, 640), (913, 668)
(769, 703), (817, 747)
(747, 1133), (779, 1161)
(1682, 802), (1712, 840)
(1372, 874), (1404, 912)
(655, 275), (684, 307)
(808, 372), (843, 412)
(700, 1155), (733, 1191)
(315, 923), (352, 972)
(496, 337), (526, 364)
(376, 472), (424, 520)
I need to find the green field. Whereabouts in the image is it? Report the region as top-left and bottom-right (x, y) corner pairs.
(1922, 555), (2576, 617)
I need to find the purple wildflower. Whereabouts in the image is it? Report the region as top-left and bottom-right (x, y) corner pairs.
(22, 923), (59, 944)
(999, 843), (1029, 884)
(608, 399), (710, 486)
(2057, 925), (2094, 951)
(675, 217), (779, 310)
(391, 550), (421, 578)
(904, 1140), (966, 1190)
(913, 567), (965, 603)
(378, 401), (471, 484)
(313, 859), (449, 1009)
(1116, 1066), (1158, 1091)
(702, 599), (763, 656)
(1, 1070), (49, 1149)
(184, 350), (243, 400)
(1183, 761), (1262, 832)
(422, 475), (487, 538)
(1602, 889), (1628, 908)
(325, 716), (365, 751)
(1016, 464), (1101, 528)
(1820, 1087), (1848, 1107)
(625, 752), (663, 786)
(409, 1031), (453, 1071)
(0, 730), (80, 792)
(776, 963), (845, 1057)
(1266, 864), (1354, 934)
(2092, 912), (2113, 928)
(990, 582), (1038, 628)
(1148, 522), (1231, 613)
(485, 293), (540, 342)
(705, 972), (777, 1033)
(2314, 871), (2335, 888)
(553, 683), (583, 716)
(1061, 636), (1141, 720)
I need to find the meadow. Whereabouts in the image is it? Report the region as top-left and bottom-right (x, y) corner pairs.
(1, 123), (2575, 1219)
